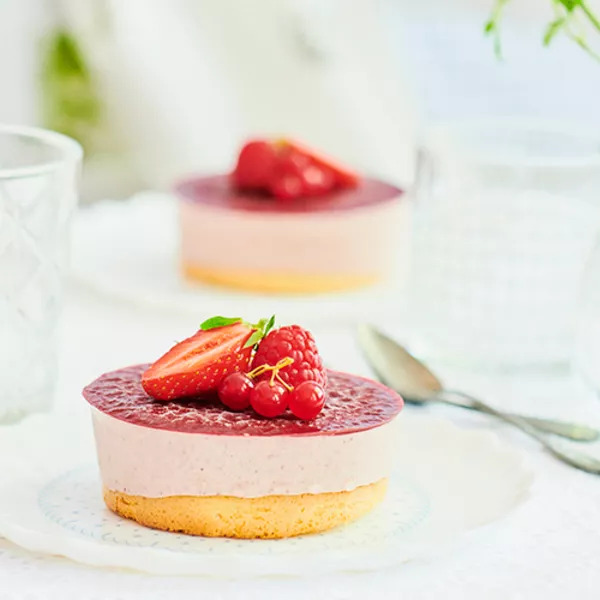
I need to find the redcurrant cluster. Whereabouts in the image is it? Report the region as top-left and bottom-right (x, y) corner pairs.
(218, 357), (325, 420)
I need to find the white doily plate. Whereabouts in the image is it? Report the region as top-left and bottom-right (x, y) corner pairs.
(0, 413), (532, 577)
(70, 194), (403, 326)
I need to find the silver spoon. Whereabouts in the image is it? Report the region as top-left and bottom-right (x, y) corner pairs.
(357, 324), (598, 442)
(358, 324), (600, 474)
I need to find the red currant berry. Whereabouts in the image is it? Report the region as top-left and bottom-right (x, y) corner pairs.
(218, 372), (254, 411)
(288, 381), (325, 420)
(269, 173), (304, 200)
(300, 164), (336, 196)
(250, 381), (288, 418)
(278, 146), (311, 175)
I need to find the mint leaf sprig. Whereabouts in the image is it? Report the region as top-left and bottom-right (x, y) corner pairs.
(199, 316), (244, 330)
(200, 315), (276, 349)
(485, 0), (600, 62)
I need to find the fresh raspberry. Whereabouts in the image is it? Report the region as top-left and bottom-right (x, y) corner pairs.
(251, 325), (326, 389)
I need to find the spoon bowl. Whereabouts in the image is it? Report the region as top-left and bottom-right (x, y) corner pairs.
(356, 324), (442, 402)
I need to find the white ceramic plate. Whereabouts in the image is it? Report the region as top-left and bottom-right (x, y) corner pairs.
(70, 194), (402, 327)
(0, 413), (532, 577)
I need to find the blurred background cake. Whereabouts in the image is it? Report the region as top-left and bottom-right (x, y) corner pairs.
(177, 139), (405, 293)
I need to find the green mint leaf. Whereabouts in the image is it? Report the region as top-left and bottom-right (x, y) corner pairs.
(254, 317), (268, 332)
(242, 314), (276, 348)
(200, 316), (242, 330)
(264, 314), (276, 336)
(200, 313), (276, 347)
(244, 329), (264, 349)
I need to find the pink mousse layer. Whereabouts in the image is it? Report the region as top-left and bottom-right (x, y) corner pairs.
(91, 408), (398, 497)
(83, 366), (403, 497)
(176, 175), (405, 278)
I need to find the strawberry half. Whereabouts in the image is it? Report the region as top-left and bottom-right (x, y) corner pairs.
(141, 315), (275, 401)
(232, 140), (278, 190)
(281, 139), (360, 189)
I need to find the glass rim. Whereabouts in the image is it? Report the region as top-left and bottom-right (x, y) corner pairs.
(418, 117), (600, 169)
(0, 124), (83, 180)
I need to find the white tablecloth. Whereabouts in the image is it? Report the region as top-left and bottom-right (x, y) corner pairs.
(2, 285), (600, 599)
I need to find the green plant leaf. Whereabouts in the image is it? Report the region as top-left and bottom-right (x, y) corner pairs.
(199, 316), (242, 330)
(558, 0), (581, 12)
(242, 314), (276, 348)
(40, 29), (102, 152)
(264, 314), (276, 336)
(200, 313), (276, 347)
(243, 330), (264, 349)
(544, 17), (566, 45)
(484, 0), (510, 59)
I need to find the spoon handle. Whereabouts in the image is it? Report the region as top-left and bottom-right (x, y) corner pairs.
(511, 415), (599, 442)
(441, 391), (599, 442)
(439, 392), (600, 474)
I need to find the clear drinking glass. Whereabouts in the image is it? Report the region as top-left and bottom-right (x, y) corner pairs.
(574, 235), (600, 397)
(407, 119), (600, 370)
(0, 125), (81, 422)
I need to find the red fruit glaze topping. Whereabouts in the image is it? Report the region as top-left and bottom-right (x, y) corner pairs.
(83, 365), (403, 436)
(251, 325), (326, 389)
(177, 174), (401, 214)
(250, 381), (288, 418)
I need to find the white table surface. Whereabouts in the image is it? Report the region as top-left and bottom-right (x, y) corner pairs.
(2, 283), (600, 599)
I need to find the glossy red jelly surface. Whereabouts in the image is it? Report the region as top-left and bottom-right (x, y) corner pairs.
(83, 365), (403, 436)
(176, 174), (402, 214)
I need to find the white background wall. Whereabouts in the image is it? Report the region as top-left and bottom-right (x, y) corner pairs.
(0, 0), (540, 124)
(2, 0), (600, 197)
(0, 0), (50, 124)
(2, 0), (599, 126)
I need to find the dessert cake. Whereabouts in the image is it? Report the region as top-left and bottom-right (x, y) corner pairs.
(177, 139), (404, 293)
(83, 316), (403, 539)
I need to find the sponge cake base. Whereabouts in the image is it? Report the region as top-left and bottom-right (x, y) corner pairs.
(103, 478), (387, 539)
(182, 262), (379, 294)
